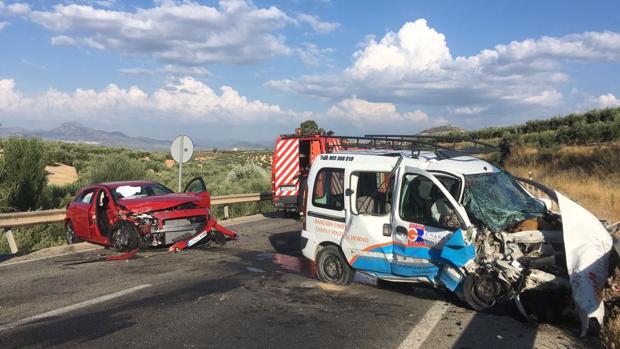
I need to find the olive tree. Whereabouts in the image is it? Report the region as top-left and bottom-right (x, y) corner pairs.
(1, 137), (47, 211)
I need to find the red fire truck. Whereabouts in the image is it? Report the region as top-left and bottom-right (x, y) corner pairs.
(272, 131), (343, 214)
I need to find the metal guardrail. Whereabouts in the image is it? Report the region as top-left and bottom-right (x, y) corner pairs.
(1, 192), (272, 254)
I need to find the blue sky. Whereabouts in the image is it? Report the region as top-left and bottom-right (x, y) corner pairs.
(1, 0), (620, 143)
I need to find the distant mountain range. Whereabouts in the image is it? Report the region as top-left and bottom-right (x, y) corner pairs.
(0, 122), (273, 151)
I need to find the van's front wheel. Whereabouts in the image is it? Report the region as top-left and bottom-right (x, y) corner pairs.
(316, 245), (354, 285)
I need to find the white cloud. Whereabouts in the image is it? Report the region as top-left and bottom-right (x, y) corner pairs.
(27, 0), (295, 65)
(0, 1), (30, 16)
(325, 97), (433, 125)
(50, 35), (77, 46)
(296, 43), (334, 67)
(348, 19), (450, 78)
(0, 77), (302, 123)
(594, 93), (620, 108)
(296, 13), (339, 34)
(268, 19), (620, 117)
(0, 21), (7, 31)
(454, 106), (487, 115)
(119, 65), (210, 77)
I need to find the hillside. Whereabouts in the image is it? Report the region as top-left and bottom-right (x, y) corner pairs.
(0, 122), (273, 151)
(0, 122), (170, 150)
(457, 108), (620, 147)
(418, 125), (465, 136)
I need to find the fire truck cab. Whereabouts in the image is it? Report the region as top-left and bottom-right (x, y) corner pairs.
(272, 132), (341, 213)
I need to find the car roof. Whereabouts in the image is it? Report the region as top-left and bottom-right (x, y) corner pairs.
(99, 180), (158, 189)
(321, 149), (500, 176)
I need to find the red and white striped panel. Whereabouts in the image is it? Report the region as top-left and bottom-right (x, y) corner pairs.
(326, 138), (342, 152)
(274, 138), (300, 197)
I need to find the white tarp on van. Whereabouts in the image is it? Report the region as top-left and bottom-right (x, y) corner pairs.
(558, 192), (613, 336)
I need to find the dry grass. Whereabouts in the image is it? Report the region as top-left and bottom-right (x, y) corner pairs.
(44, 163), (78, 186)
(505, 144), (620, 223)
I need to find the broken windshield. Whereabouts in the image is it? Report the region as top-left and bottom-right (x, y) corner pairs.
(112, 183), (174, 201)
(462, 171), (546, 232)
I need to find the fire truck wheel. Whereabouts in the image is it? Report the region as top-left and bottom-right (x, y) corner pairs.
(316, 245), (354, 286)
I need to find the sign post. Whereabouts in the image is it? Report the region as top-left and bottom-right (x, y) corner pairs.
(170, 135), (194, 192)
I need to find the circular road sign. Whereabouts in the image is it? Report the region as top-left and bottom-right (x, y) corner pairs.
(170, 135), (194, 163)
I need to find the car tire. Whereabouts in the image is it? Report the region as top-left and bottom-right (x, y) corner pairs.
(316, 245), (354, 286)
(65, 222), (80, 245)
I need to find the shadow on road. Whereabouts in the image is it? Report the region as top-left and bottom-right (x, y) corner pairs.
(268, 230), (303, 257)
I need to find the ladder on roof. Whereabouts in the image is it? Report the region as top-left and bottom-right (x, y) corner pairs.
(324, 134), (497, 159)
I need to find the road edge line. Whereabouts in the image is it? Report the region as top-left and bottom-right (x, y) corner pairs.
(397, 301), (450, 349)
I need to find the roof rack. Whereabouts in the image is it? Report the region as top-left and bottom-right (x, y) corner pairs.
(364, 134), (497, 158)
(326, 135), (497, 159)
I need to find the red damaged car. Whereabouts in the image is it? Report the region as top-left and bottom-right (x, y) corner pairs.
(64, 177), (237, 251)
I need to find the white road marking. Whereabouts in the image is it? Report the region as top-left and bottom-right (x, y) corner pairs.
(0, 284), (152, 332)
(0, 247), (103, 268)
(397, 301), (450, 349)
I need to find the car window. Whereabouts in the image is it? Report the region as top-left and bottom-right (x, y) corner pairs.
(399, 174), (460, 230)
(113, 183), (174, 200)
(185, 179), (205, 194)
(312, 168), (344, 211)
(435, 176), (461, 201)
(355, 171), (392, 215)
(76, 189), (95, 204)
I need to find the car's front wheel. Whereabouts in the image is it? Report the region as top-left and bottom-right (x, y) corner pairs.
(316, 245), (355, 285)
(65, 222), (80, 245)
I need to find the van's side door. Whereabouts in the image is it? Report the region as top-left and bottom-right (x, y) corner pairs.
(305, 167), (346, 247)
(341, 167), (397, 274)
(390, 166), (470, 278)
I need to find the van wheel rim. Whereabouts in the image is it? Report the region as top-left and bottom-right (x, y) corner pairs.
(323, 254), (343, 282)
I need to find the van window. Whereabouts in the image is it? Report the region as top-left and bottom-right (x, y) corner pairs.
(355, 172), (392, 215)
(312, 168), (344, 211)
(399, 174), (460, 229)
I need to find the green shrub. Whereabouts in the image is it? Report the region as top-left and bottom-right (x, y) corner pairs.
(1, 137), (47, 211)
(83, 153), (147, 184)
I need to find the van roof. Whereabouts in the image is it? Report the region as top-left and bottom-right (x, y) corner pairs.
(321, 149), (499, 176)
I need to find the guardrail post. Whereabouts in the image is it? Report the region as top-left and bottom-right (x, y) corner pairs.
(4, 228), (18, 254)
(224, 205), (229, 220)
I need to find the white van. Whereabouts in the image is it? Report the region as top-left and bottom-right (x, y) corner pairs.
(300, 149), (612, 335)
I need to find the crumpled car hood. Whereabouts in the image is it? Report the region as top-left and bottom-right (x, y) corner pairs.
(558, 191), (613, 336)
(118, 194), (200, 214)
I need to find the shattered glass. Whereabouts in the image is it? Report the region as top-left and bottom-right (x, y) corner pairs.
(462, 171), (546, 232)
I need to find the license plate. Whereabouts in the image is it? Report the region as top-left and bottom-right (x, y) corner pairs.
(280, 185), (296, 192)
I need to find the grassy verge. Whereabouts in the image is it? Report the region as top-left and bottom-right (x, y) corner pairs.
(504, 144), (620, 222)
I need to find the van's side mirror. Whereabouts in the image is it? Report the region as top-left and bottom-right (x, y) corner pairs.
(383, 223), (392, 237)
(345, 188), (354, 196)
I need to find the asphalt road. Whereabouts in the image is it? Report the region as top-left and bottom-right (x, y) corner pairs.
(0, 215), (603, 348)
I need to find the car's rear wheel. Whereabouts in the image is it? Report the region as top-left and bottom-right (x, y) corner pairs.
(316, 245), (354, 285)
(65, 222), (79, 245)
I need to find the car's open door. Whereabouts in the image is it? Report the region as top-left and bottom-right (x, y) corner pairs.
(184, 177), (211, 208)
(390, 166), (470, 278)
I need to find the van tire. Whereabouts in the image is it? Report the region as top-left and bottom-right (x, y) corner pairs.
(316, 245), (354, 285)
